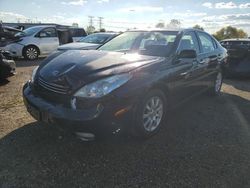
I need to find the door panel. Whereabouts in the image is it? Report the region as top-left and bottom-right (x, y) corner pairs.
(37, 28), (59, 55)
(196, 32), (220, 87)
(170, 31), (205, 104)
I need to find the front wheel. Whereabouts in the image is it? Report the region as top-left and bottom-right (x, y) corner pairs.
(132, 89), (167, 138)
(24, 46), (39, 60)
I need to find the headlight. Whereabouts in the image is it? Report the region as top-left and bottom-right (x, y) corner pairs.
(74, 73), (132, 98)
(30, 66), (39, 83)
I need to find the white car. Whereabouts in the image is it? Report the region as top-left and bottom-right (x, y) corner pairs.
(2, 25), (87, 60)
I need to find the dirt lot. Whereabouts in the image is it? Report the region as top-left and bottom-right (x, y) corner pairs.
(0, 59), (250, 188)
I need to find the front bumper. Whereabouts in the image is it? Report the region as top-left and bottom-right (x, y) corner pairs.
(0, 43), (23, 57)
(23, 83), (135, 132)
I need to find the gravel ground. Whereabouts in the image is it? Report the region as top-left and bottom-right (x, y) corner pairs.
(0, 59), (250, 188)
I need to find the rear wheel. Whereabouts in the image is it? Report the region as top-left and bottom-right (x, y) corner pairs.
(23, 46), (39, 60)
(209, 71), (223, 96)
(132, 89), (167, 138)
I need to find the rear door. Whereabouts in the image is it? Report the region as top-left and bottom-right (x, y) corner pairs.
(196, 32), (219, 87)
(37, 27), (59, 54)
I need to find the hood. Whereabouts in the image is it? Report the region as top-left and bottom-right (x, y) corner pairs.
(38, 50), (164, 91)
(58, 42), (100, 50)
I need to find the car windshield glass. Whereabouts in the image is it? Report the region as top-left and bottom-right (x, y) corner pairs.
(79, 34), (112, 44)
(99, 31), (178, 57)
(15, 27), (42, 37)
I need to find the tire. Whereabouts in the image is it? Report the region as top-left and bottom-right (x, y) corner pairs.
(23, 46), (39, 60)
(132, 89), (167, 138)
(209, 71), (223, 96)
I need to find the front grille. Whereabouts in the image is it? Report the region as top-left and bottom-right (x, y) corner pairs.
(38, 77), (69, 95)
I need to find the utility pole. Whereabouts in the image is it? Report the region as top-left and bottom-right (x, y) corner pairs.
(88, 16), (94, 28)
(98, 17), (103, 31)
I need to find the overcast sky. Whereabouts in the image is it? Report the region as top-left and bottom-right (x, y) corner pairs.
(0, 0), (250, 34)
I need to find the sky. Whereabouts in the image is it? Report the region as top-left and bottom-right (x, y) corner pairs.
(0, 0), (250, 34)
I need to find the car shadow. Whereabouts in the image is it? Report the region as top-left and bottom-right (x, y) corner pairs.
(0, 93), (250, 187)
(0, 78), (10, 86)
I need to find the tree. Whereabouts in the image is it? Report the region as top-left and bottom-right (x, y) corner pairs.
(167, 19), (181, 29)
(86, 26), (95, 34)
(213, 26), (248, 41)
(193, 24), (204, 31)
(155, 22), (165, 28)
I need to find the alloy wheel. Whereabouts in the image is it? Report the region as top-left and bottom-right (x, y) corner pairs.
(142, 96), (164, 132)
(26, 47), (38, 60)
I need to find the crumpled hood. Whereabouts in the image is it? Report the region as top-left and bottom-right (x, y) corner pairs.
(58, 42), (100, 50)
(38, 50), (165, 90)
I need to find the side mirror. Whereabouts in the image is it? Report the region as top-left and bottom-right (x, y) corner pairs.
(179, 49), (197, 59)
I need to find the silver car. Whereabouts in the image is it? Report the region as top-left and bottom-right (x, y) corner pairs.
(2, 26), (86, 60)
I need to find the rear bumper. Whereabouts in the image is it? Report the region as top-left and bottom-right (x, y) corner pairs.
(222, 60), (250, 77)
(223, 66), (250, 77)
(23, 82), (135, 132)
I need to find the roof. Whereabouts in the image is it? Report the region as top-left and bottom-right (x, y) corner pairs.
(23, 25), (57, 29)
(126, 28), (207, 33)
(89, 32), (119, 36)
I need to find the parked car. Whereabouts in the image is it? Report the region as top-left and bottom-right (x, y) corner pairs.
(1, 26), (87, 60)
(0, 50), (16, 79)
(69, 27), (88, 42)
(221, 39), (250, 77)
(23, 29), (227, 138)
(57, 32), (119, 51)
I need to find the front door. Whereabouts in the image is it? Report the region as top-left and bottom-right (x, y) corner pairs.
(37, 27), (59, 55)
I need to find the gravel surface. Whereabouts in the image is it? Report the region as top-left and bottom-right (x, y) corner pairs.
(0, 59), (250, 188)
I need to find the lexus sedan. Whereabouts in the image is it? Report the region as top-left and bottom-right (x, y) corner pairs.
(23, 29), (227, 138)
(57, 32), (119, 51)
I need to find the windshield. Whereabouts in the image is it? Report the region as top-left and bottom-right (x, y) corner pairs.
(15, 27), (42, 37)
(79, 34), (112, 44)
(99, 31), (178, 57)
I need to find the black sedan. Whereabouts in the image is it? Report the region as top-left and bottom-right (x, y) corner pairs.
(23, 29), (227, 138)
(221, 39), (250, 77)
(57, 32), (119, 51)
